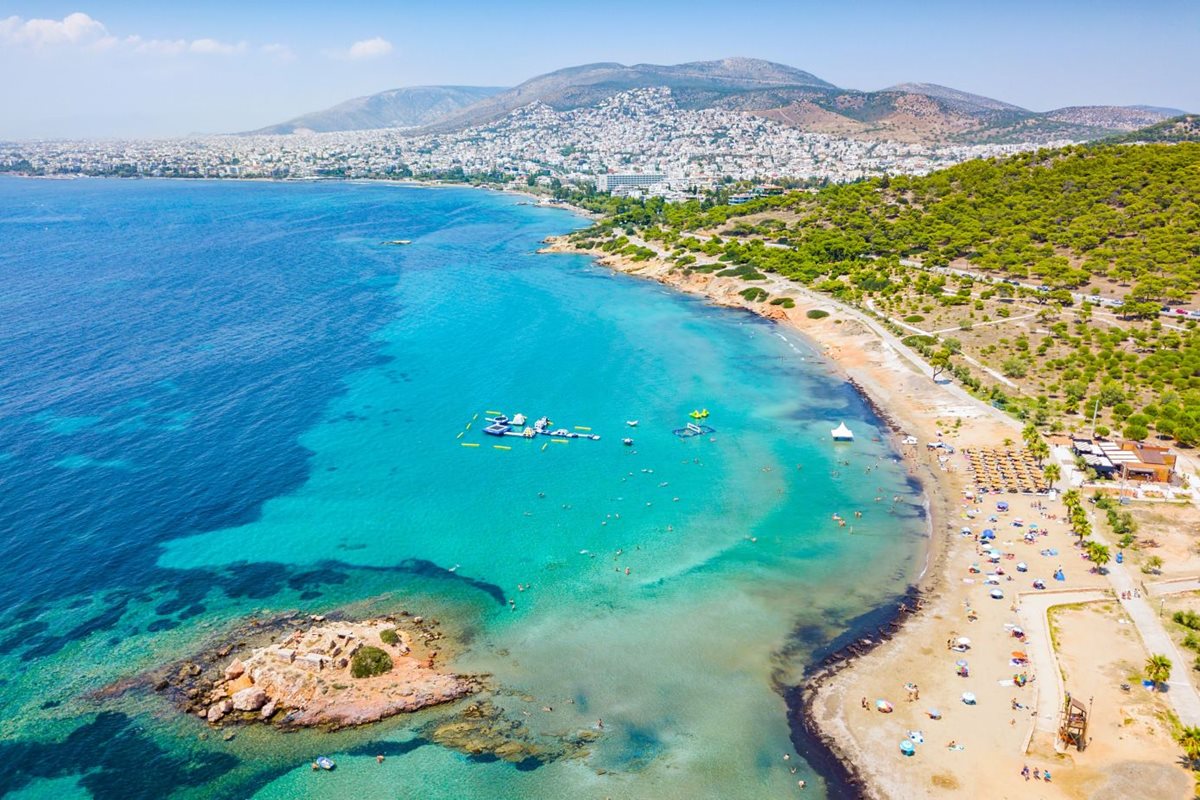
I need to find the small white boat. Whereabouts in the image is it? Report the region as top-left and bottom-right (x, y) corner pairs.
(622, 438), (634, 446)
(626, 420), (639, 427)
(831, 422), (855, 441)
(315, 756), (335, 770)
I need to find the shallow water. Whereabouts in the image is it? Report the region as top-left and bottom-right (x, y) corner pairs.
(0, 177), (924, 799)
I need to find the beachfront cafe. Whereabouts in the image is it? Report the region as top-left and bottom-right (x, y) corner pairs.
(1071, 438), (1178, 483)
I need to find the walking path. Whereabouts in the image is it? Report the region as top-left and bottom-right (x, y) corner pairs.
(1054, 452), (1200, 727)
(1146, 576), (1200, 597)
(1017, 589), (1109, 737)
(1104, 558), (1200, 724)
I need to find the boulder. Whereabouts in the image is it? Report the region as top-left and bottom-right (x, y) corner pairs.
(223, 659), (245, 680)
(207, 699), (232, 723)
(260, 699), (277, 720)
(232, 686), (268, 712)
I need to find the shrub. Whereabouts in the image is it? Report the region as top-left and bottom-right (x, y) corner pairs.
(806, 309), (830, 320)
(739, 287), (769, 302)
(380, 628), (400, 646)
(903, 314), (925, 323)
(769, 297), (796, 308)
(1175, 610), (1200, 631)
(1002, 357), (1030, 379)
(350, 646), (394, 678)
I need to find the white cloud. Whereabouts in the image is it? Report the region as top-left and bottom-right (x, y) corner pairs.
(1, 13), (267, 59)
(125, 35), (188, 56)
(189, 38), (245, 55)
(0, 12), (108, 47)
(347, 37), (393, 60)
(261, 43), (295, 62)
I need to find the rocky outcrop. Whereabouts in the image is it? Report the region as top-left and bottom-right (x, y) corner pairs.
(231, 686), (268, 712)
(207, 699), (232, 723)
(146, 614), (478, 730)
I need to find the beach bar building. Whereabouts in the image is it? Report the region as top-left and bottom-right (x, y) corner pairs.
(1097, 441), (1177, 483)
(1072, 439), (1177, 483)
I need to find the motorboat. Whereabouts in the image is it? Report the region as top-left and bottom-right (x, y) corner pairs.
(626, 420), (639, 427)
(315, 756), (335, 770)
(622, 438), (634, 446)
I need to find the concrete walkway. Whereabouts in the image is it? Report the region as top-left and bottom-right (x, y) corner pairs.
(1103, 557), (1200, 724)
(1017, 589), (1109, 737)
(1146, 576), (1200, 597)
(1056, 453), (1200, 726)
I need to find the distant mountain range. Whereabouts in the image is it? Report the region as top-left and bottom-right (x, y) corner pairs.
(246, 85), (504, 135)
(244, 58), (1190, 145)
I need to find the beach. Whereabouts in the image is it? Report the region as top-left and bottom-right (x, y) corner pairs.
(544, 237), (1194, 798)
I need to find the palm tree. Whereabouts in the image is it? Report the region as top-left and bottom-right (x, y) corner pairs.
(1029, 438), (1050, 466)
(1146, 654), (1173, 691)
(1090, 543), (1111, 573)
(1177, 726), (1200, 766)
(1022, 422), (1040, 449)
(1043, 462), (1062, 491)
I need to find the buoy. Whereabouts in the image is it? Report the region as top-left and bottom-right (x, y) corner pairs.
(552, 439), (568, 444)
(575, 426), (591, 431)
(485, 409), (502, 415)
(541, 443), (548, 451)
(494, 445), (511, 451)
(461, 442), (479, 448)
(465, 422), (471, 430)
(456, 432), (464, 439)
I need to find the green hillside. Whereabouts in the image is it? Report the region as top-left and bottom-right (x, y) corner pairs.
(570, 142), (1200, 445)
(1106, 114), (1200, 144)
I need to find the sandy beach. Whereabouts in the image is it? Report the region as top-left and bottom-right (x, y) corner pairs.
(543, 237), (1195, 798)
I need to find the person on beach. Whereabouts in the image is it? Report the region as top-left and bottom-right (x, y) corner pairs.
(1021, 765), (1030, 780)
(861, 697), (868, 709)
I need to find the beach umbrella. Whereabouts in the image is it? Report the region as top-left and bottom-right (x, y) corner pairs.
(955, 659), (968, 668)
(981, 529), (995, 540)
(927, 708), (941, 720)
(956, 637), (971, 647)
(1012, 651), (1027, 660)
(1016, 562), (1028, 572)
(900, 739), (915, 756)
(875, 699), (893, 713)
(989, 588), (1004, 599)
(961, 692), (977, 705)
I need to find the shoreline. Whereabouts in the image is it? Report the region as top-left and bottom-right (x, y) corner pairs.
(540, 235), (1012, 798)
(4, 172), (604, 222)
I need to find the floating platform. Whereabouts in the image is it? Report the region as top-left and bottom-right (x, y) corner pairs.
(673, 424), (715, 438)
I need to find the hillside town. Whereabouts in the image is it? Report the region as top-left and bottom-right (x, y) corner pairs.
(0, 88), (1065, 193)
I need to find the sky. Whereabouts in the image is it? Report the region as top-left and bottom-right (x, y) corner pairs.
(1, 0), (1197, 139)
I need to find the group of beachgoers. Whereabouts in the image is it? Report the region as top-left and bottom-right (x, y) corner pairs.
(1020, 764), (1052, 782)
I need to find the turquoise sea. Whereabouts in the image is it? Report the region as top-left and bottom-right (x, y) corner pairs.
(0, 177), (925, 799)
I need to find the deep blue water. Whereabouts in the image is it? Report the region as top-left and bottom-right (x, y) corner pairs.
(0, 178), (923, 799)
